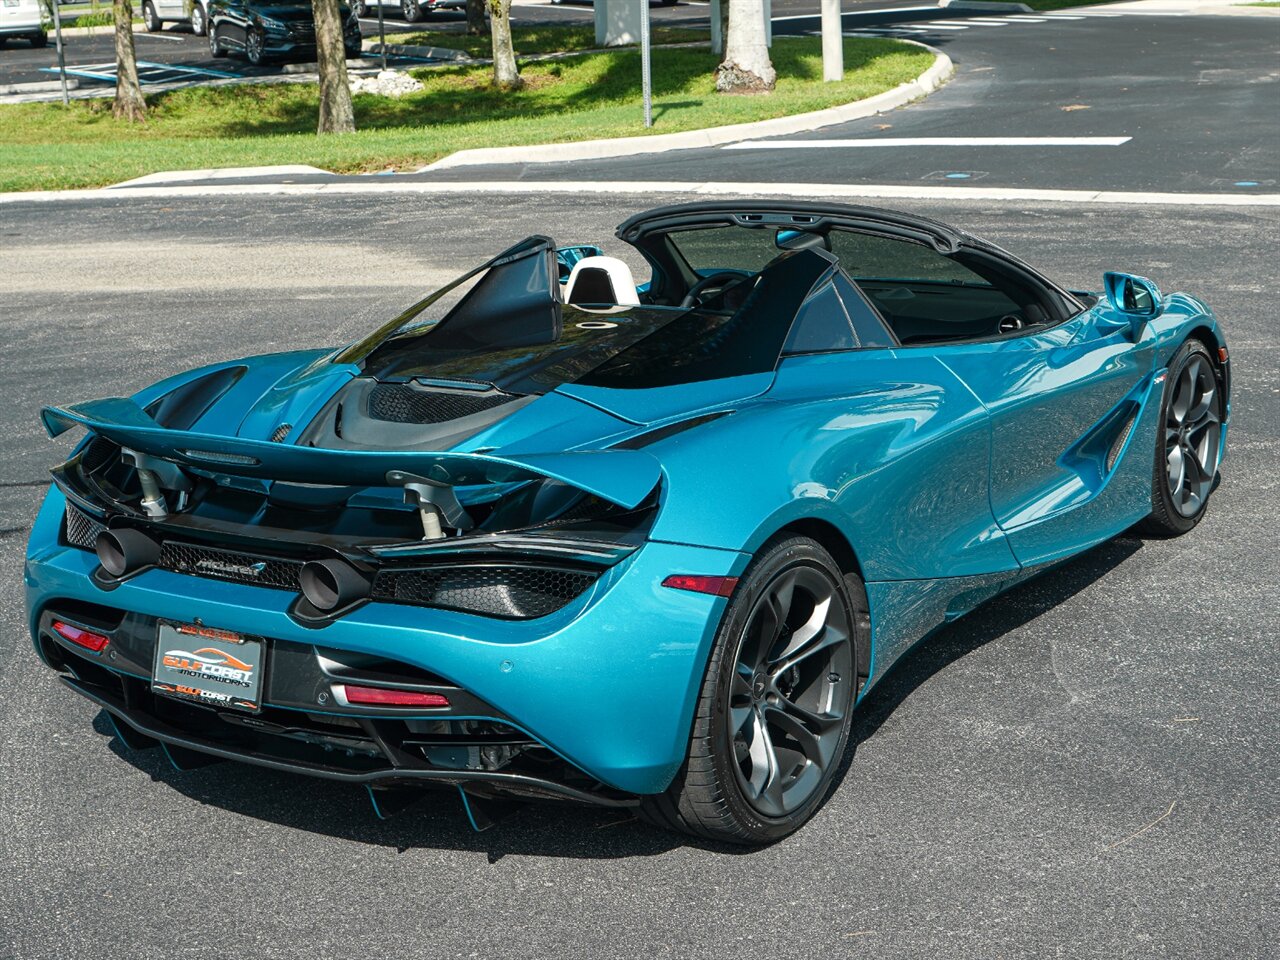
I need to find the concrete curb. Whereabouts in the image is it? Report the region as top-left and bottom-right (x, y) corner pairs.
(421, 41), (955, 172)
(0, 77), (81, 95)
(939, 0), (1034, 12)
(366, 41), (471, 61)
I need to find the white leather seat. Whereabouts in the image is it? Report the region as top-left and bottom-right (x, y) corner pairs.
(564, 256), (640, 307)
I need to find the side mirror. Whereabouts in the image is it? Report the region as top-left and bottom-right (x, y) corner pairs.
(1101, 272), (1162, 339)
(1103, 271), (1162, 316)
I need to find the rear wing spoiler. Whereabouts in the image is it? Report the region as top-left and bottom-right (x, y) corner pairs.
(41, 397), (661, 510)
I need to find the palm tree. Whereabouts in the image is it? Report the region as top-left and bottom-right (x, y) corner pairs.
(313, 0), (355, 133)
(717, 0), (774, 94)
(112, 0), (146, 120)
(488, 0), (520, 90)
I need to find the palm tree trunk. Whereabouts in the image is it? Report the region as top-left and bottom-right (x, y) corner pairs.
(717, 0), (775, 94)
(112, 0), (146, 121)
(466, 0), (487, 36)
(487, 0), (521, 90)
(313, 0), (355, 133)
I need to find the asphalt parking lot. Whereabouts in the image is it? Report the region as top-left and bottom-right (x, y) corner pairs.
(1, 191), (1277, 960)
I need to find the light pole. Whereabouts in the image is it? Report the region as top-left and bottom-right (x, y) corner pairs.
(50, 0), (69, 105)
(641, 0), (651, 128)
(376, 0), (386, 71)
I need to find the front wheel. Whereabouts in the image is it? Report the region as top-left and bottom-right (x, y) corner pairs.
(142, 1), (161, 31)
(30, 31), (48, 47)
(190, 3), (207, 37)
(1139, 338), (1224, 536)
(352, 0), (367, 17)
(244, 27), (265, 65)
(638, 535), (865, 844)
(208, 24), (225, 57)
(401, 0), (422, 22)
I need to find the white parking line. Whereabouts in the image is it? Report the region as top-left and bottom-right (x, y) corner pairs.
(5, 180), (1277, 208)
(723, 137), (1134, 150)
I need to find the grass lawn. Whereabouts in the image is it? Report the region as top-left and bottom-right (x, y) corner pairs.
(0, 37), (932, 192)
(392, 23), (707, 58)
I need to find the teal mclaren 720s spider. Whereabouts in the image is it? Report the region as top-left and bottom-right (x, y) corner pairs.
(24, 202), (1230, 843)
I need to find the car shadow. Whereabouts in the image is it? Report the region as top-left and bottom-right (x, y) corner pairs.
(92, 534), (1143, 860)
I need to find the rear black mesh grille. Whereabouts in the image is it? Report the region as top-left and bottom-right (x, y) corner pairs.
(372, 565), (597, 619)
(65, 506), (107, 549)
(368, 384), (517, 425)
(157, 542), (304, 591)
(65, 506), (597, 617)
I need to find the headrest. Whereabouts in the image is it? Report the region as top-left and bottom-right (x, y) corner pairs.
(564, 256), (640, 307)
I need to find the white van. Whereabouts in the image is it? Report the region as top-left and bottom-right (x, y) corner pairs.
(141, 0), (211, 37)
(0, 0), (48, 48)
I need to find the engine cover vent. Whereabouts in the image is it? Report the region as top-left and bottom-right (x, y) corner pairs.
(368, 383), (518, 425)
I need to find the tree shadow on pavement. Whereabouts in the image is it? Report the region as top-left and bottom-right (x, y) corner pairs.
(91, 535), (1143, 861)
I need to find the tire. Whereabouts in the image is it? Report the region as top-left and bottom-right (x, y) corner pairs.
(353, 0), (367, 17)
(245, 27), (265, 65)
(1138, 338), (1224, 537)
(142, 1), (161, 31)
(401, 0), (421, 22)
(638, 535), (865, 845)
(30, 31), (48, 47)
(190, 3), (207, 37)
(208, 24), (225, 57)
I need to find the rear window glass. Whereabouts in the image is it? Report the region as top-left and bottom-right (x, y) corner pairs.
(829, 231), (993, 286)
(668, 226), (784, 274)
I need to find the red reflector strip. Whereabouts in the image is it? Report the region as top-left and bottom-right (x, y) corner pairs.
(51, 620), (110, 653)
(339, 684), (450, 708)
(661, 575), (739, 598)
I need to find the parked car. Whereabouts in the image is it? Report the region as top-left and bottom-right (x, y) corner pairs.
(26, 202), (1231, 844)
(0, 0), (48, 48)
(208, 0), (362, 65)
(351, 0), (463, 24)
(141, 0), (211, 37)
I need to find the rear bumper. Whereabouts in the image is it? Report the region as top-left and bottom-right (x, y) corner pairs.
(0, 23), (45, 36)
(26, 486), (745, 795)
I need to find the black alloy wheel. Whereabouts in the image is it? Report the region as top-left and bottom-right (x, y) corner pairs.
(1140, 338), (1224, 536)
(639, 535), (865, 844)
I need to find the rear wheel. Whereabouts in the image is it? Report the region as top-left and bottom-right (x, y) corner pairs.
(208, 24), (225, 57)
(142, 1), (161, 31)
(638, 535), (864, 844)
(401, 0), (421, 22)
(30, 30), (48, 47)
(1139, 338), (1223, 536)
(353, 0), (367, 17)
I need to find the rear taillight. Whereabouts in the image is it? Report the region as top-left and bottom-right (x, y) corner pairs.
(339, 684), (450, 708)
(662, 575), (739, 598)
(51, 620), (110, 653)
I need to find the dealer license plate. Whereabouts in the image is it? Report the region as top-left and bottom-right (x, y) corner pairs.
(152, 622), (264, 713)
